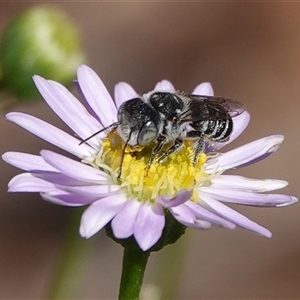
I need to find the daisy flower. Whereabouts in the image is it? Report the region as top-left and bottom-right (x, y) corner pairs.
(2, 65), (297, 252)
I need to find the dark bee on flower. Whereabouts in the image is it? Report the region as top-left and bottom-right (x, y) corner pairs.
(80, 91), (245, 175)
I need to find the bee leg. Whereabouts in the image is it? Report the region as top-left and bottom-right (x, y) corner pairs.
(145, 135), (167, 174)
(158, 138), (183, 163)
(186, 131), (205, 166)
(193, 137), (205, 165)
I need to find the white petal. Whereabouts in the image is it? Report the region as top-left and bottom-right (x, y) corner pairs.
(111, 199), (142, 239)
(114, 82), (139, 108)
(6, 112), (96, 159)
(134, 202), (165, 251)
(80, 194), (127, 238)
(77, 65), (117, 127)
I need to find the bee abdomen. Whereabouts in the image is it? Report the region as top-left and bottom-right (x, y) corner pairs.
(200, 119), (233, 142)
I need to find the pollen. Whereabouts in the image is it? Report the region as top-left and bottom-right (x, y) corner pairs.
(94, 131), (210, 202)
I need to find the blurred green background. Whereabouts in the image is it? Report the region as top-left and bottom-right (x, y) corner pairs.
(0, 2), (299, 299)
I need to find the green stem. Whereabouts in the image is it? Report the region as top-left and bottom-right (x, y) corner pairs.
(47, 209), (95, 299)
(119, 247), (150, 300)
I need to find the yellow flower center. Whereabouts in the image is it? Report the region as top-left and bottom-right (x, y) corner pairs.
(93, 132), (211, 203)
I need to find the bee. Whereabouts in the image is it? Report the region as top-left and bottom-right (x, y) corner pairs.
(80, 91), (245, 176)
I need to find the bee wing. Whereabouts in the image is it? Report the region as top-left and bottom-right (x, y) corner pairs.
(181, 95), (245, 121)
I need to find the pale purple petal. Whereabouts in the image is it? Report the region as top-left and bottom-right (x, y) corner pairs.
(80, 194), (127, 238)
(154, 80), (176, 92)
(47, 80), (103, 148)
(187, 219), (212, 229)
(206, 135), (284, 172)
(39, 173), (122, 200)
(41, 190), (100, 206)
(185, 200), (236, 229)
(201, 187), (297, 207)
(192, 82), (214, 96)
(60, 184), (122, 197)
(77, 65), (117, 127)
(134, 202), (165, 251)
(33, 171), (89, 186)
(211, 175), (288, 192)
(2, 152), (56, 172)
(40, 150), (110, 183)
(157, 189), (192, 207)
(74, 79), (100, 121)
(33, 76), (101, 149)
(9, 172), (112, 194)
(234, 150), (281, 169)
(277, 196), (298, 207)
(111, 199), (143, 239)
(6, 112), (96, 159)
(8, 173), (55, 192)
(201, 194), (272, 237)
(193, 220), (212, 229)
(227, 111), (250, 143)
(114, 82), (139, 108)
(169, 204), (212, 229)
(169, 204), (195, 224)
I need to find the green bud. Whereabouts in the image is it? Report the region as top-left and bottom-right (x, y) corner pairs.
(0, 6), (85, 99)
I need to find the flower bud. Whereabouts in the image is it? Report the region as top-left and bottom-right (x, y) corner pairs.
(0, 6), (85, 99)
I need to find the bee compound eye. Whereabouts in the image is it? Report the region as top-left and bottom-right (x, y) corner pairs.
(137, 120), (158, 146)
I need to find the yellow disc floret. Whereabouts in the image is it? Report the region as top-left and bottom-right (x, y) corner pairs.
(93, 132), (210, 203)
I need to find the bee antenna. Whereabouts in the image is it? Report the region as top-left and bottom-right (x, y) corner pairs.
(79, 122), (119, 145)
